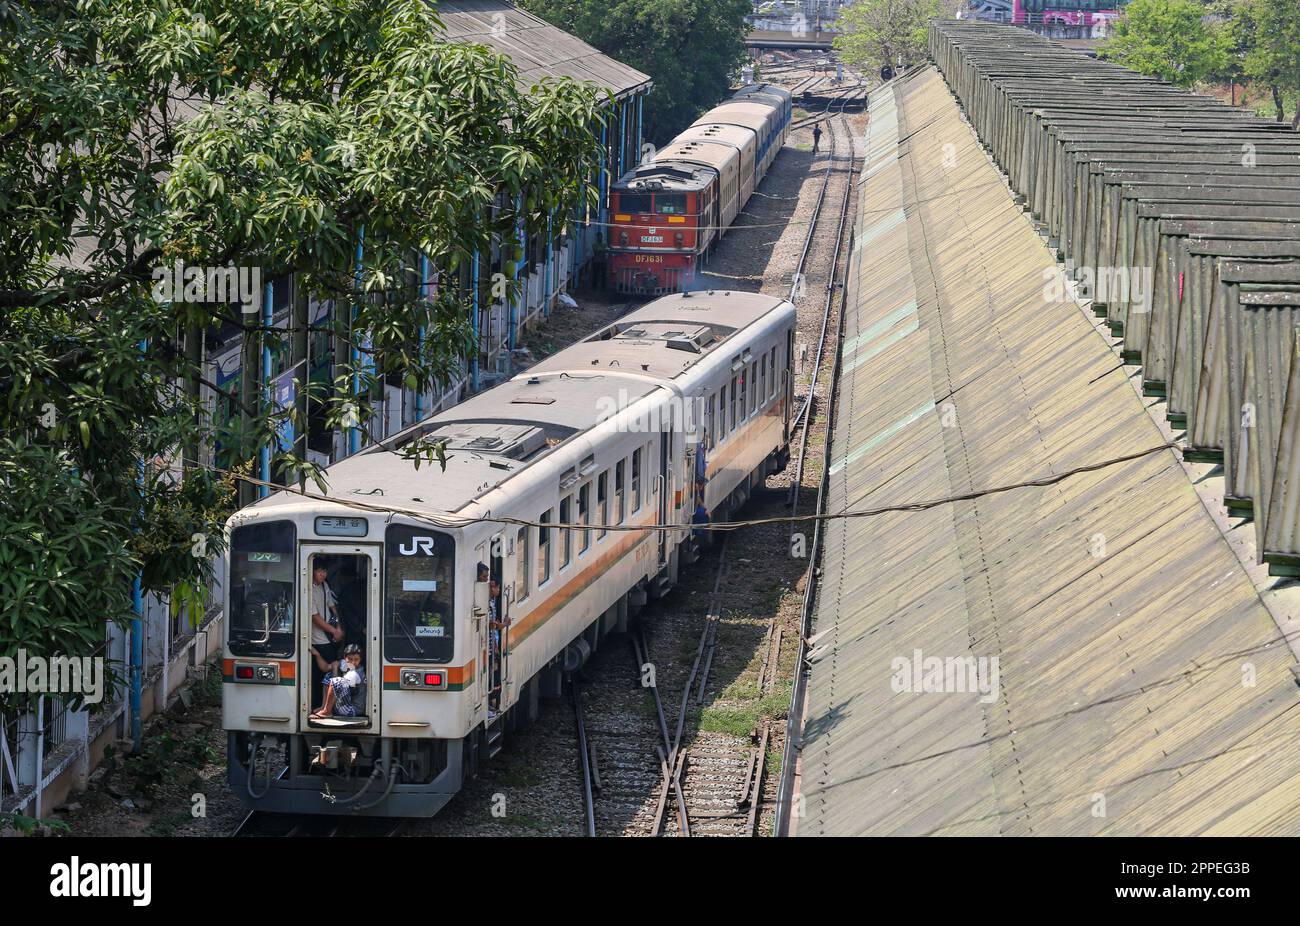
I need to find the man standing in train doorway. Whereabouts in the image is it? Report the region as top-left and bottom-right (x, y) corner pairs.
(309, 563), (344, 710)
(812, 123), (822, 155)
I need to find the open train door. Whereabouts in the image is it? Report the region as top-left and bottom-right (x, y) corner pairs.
(657, 429), (671, 568)
(298, 543), (380, 731)
(488, 533), (507, 716)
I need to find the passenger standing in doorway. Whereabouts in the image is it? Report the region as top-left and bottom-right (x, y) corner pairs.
(812, 124), (822, 155)
(592, 232), (608, 291)
(488, 578), (505, 717)
(310, 564), (344, 709)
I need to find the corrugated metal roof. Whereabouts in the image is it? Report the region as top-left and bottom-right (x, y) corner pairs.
(796, 65), (1300, 836)
(434, 1), (650, 98)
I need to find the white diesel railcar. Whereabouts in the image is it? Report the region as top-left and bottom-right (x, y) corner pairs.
(224, 290), (796, 815)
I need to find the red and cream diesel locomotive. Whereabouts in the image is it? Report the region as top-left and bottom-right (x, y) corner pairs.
(607, 84), (792, 295)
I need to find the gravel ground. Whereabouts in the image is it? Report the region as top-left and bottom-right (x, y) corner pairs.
(52, 671), (248, 837)
(56, 61), (867, 837)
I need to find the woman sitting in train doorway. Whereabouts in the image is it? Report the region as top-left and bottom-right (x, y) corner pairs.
(309, 643), (365, 719)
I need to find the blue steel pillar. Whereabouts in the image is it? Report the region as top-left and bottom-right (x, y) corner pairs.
(511, 194), (523, 350)
(258, 279), (273, 498)
(544, 212), (553, 318)
(348, 231), (364, 456)
(416, 253), (428, 420)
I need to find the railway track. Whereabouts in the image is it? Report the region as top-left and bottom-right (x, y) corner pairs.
(572, 538), (769, 836)
(788, 109), (857, 504)
(565, 57), (861, 838)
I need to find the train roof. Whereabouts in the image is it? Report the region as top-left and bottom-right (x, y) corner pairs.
(613, 162), (713, 193)
(249, 291), (790, 520)
(674, 123), (755, 152)
(690, 101), (774, 134)
(730, 83), (792, 107)
(530, 291), (790, 380)
(653, 139), (742, 174)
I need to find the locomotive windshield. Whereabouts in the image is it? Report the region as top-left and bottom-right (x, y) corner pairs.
(618, 193), (652, 214)
(228, 520), (296, 658)
(385, 525), (456, 663)
(656, 194), (687, 215)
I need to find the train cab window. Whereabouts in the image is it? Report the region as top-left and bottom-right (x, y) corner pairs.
(620, 193), (652, 214)
(656, 194), (687, 215)
(706, 394), (716, 450)
(538, 509), (553, 587)
(228, 520), (297, 658)
(515, 527), (530, 603)
(631, 448), (643, 513)
(559, 496), (573, 569)
(597, 472), (609, 540)
(578, 482), (592, 554)
(615, 461), (626, 524)
(770, 347), (779, 399)
(384, 525), (455, 663)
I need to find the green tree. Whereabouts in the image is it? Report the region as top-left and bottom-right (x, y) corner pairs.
(1100, 0), (1231, 87)
(519, 0), (753, 145)
(0, 0), (605, 665)
(1240, 0), (1300, 126)
(833, 0), (949, 77)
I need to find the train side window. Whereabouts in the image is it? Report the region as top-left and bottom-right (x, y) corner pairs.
(719, 385), (728, 440)
(537, 509), (552, 587)
(770, 347), (778, 399)
(706, 393), (716, 450)
(749, 363), (758, 416)
(597, 472), (609, 540)
(516, 526), (530, 603)
(559, 495), (573, 570)
(729, 376), (738, 432)
(739, 366), (748, 420)
(615, 460), (626, 524)
(578, 482), (591, 554)
(631, 448), (642, 513)
(760, 354), (768, 407)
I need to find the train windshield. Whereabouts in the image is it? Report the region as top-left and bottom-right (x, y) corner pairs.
(385, 525), (456, 663)
(655, 194), (687, 215)
(228, 520), (297, 658)
(619, 193), (652, 214)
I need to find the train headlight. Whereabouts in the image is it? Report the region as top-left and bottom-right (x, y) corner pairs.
(400, 668), (449, 690)
(674, 232), (684, 247)
(232, 662), (280, 684)
(619, 232), (629, 246)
